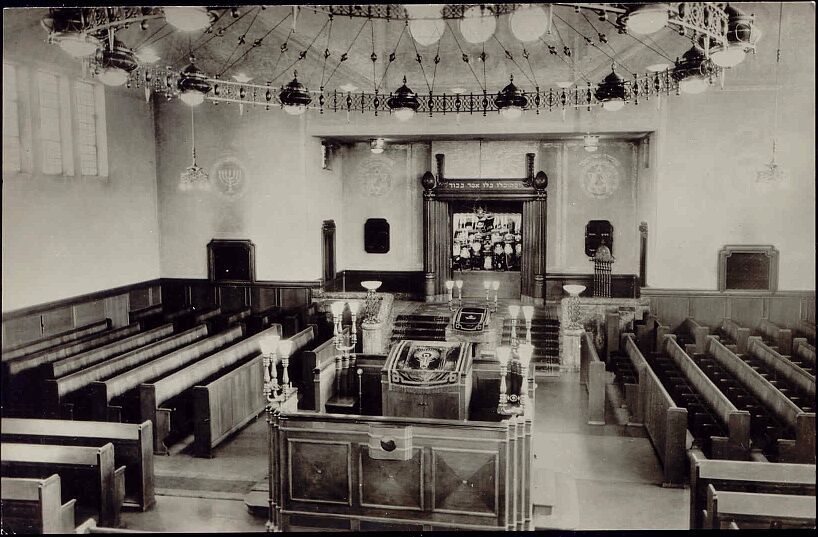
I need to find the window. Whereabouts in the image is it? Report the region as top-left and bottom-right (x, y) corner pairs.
(37, 70), (66, 175)
(3, 62), (21, 173)
(75, 80), (99, 176)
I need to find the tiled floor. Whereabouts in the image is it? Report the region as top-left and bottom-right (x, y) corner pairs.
(119, 302), (688, 532)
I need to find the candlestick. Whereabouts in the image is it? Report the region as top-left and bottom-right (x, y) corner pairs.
(491, 280), (500, 312)
(484, 280), (491, 309)
(508, 305), (520, 352)
(445, 280), (455, 311)
(496, 346), (511, 415)
(522, 305), (534, 345)
(518, 343), (534, 412)
(455, 279), (463, 308)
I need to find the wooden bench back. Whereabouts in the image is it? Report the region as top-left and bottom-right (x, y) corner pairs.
(681, 317), (711, 354)
(97, 324), (244, 402)
(151, 324), (282, 406)
(758, 318), (794, 355)
(793, 338), (816, 367)
(689, 449), (816, 529)
(47, 323), (175, 378)
(721, 319), (751, 354)
(6, 323), (141, 376)
(748, 336), (815, 397)
(1, 474), (76, 533)
(128, 304), (163, 324)
(2, 319), (111, 362)
(1, 419), (155, 511)
(706, 485), (816, 529)
(47, 324), (209, 403)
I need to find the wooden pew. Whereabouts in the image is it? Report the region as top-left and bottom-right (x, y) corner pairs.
(679, 318), (711, 355)
(708, 337), (815, 463)
(688, 448), (816, 529)
(747, 336), (816, 398)
(721, 319), (751, 355)
(758, 318), (794, 356)
(191, 324), (285, 458)
(300, 328), (344, 411)
(2, 319), (111, 362)
(138, 324), (281, 454)
(623, 333), (690, 486)
(706, 485), (816, 529)
(1, 443), (125, 527)
(87, 325), (245, 422)
(43, 325), (209, 419)
(204, 307), (252, 333)
(245, 305), (282, 336)
(792, 338), (816, 372)
(4, 323), (142, 377)
(581, 331), (606, 426)
(796, 320), (815, 345)
(128, 304), (164, 329)
(635, 313), (659, 353)
(1, 474), (77, 534)
(311, 330), (359, 413)
(42, 324), (175, 379)
(1, 419), (154, 511)
(663, 335), (751, 460)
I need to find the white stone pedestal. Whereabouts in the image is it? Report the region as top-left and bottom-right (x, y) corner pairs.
(561, 328), (584, 371)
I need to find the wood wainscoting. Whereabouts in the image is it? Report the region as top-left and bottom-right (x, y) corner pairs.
(641, 288), (816, 332)
(2, 278), (320, 350)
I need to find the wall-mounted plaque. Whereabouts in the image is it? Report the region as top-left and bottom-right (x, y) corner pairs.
(718, 245), (779, 292)
(364, 218), (390, 254)
(585, 220), (613, 257)
(208, 239), (256, 283)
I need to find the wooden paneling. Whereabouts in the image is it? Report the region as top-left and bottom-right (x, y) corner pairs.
(2, 316), (44, 348)
(252, 287), (278, 312)
(103, 295), (130, 328)
(41, 308), (73, 337)
(217, 286), (249, 312)
(128, 288), (151, 312)
(73, 300), (106, 327)
(690, 297), (728, 328)
(728, 297), (765, 329)
(329, 270), (425, 297)
(289, 439), (352, 505)
(544, 273), (639, 300)
(359, 447), (423, 510)
(768, 296), (805, 328)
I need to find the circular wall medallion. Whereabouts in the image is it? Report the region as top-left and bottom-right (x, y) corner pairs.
(579, 153), (621, 199)
(356, 156), (394, 197)
(211, 155), (247, 199)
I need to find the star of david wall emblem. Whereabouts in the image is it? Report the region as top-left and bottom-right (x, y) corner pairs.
(579, 153), (622, 199)
(356, 155), (395, 197)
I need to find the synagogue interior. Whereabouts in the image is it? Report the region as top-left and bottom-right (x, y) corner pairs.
(1, 3), (816, 533)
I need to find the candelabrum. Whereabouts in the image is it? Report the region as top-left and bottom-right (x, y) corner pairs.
(260, 335), (295, 404)
(517, 343), (534, 413)
(483, 280), (500, 312)
(330, 300), (359, 355)
(521, 305), (534, 345)
(508, 305), (520, 353)
(496, 346), (523, 416)
(446, 279), (464, 311)
(360, 280), (382, 323)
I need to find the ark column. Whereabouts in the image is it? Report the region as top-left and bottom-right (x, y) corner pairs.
(422, 171), (437, 302)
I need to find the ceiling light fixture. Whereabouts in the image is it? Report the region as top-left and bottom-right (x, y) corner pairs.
(510, 4), (548, 42)
(583, 134), (600, 152)
(647, 63), (670, 73)
(387, 76), (420, 121)
(55, 32), (100, 57)
(179, 107), (209, 191)
(232, 73), (252, 84)
(164, 6), (212, 33)
(625, 3), (672, 35)
(710, 5), (761, 68)
(135, 46), (160, 64)
(494, 75), (528, 120)
(279, 71), (312, 115)
(370, 138), (385, 154)
(339, 83), (358, 93)
(672, 46), (713, 94)
(595, 66), (626, 111)
(97, 38), (138, 87)
(460, 5), (496, 44)
(405, 4), (445, 47)
(177, 57), (212, 106)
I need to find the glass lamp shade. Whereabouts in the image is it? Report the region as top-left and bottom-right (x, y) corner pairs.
(518, 343), (534, 367)
(135, 47), (160, 64)
(602, 99), (625, 112)
(164, 7), (211, 32)
(277, 340), (295, 359)
(57, 32), (100, 57)
(483, 281), (491, 290)
(98, 67), (129, 87)
(445, 280), (455, 290)
(180, 89), (205, 106)
(283, 104), (308, 115)
(500, 106), (523, 120)
(496, 346), (511, 367)
(510, 5), (548, 42)
(393, 107), (415, 121)
(508, 305), (520, 318)
(348, 301), (360, 316)
(455, 280), (464, 289)
(711, 44), (747, 68)
(408, 18), (445, 46)
(330, 301), (346, 317)
(647, 63), (670, 73)
(679, 77), (709, 94)
(460, 5), (496, 44)
(361, 280), (382, 291)
(521, 305), (534, 321)
(626, 3), (670, 35)
(259, 335), (281, 356)
(492, 281), (500, 291)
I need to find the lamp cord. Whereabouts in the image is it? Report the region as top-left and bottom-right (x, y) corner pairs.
(771, 3), (783, 161)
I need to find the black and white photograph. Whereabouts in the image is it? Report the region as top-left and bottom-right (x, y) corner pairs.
(1, 2), (815, 533)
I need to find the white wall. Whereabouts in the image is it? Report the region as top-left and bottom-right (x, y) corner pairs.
(2, 37), (161, 311)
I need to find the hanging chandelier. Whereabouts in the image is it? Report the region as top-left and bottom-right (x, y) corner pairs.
(179, 107), (209, 191)
(39, 4), (758, 118)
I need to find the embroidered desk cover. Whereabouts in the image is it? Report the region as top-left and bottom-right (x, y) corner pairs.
(384, 340), (470, 391)
(453, 306), (490, 332)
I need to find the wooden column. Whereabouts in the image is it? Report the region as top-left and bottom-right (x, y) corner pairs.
(423, 192), (436, 302)
(521, 195), (547, 303)
(639, 222), (648, 287)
